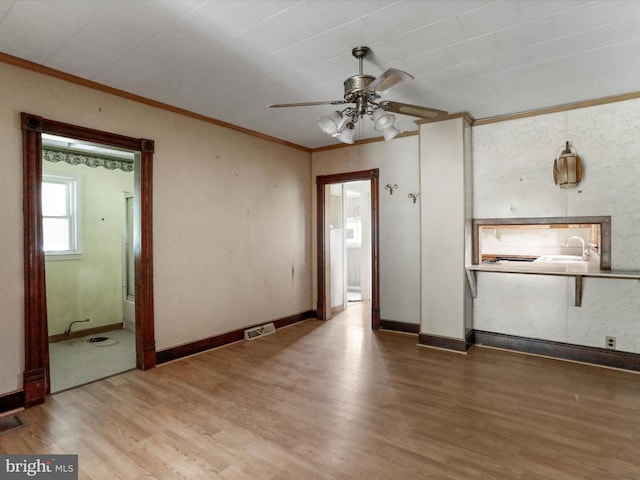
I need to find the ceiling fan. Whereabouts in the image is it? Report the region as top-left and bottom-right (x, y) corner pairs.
(269, 46), (447, 143)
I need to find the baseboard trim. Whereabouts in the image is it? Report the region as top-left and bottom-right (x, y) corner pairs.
(474, 330), (640, 372)
(0, 390), (25, 415)
(156, 310), (316, 364)
(49, 322), (123, 343)
(418, 330), (474, 352)
(380, 319), (420, 334)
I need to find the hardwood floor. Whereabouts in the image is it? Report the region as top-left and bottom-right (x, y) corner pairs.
(2, 303), (640, 479)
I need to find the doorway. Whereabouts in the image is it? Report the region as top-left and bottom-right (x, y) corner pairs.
(21, 112), (156, 407)
(326, 181), (372, 312)
(316, 169), (380, 328)
(42, 134), (137, 393)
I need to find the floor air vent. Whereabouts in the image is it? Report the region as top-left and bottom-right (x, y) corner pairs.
(0, 413), (29, 435)
(244, 322), (276, 341)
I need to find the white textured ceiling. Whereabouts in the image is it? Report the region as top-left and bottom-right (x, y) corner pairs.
(1, 0), (640, 149)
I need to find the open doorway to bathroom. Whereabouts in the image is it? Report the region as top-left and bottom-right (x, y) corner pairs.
(42, 134), (137, 392)
(21, 113), (155, 407)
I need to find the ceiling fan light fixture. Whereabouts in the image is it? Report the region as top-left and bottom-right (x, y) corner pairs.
(372, 108), (396, 132)
(334, 123), (355, 144)
(382, 126), (400, 142)
(273, 46), (449, 145)
(317, 111), (344, 135)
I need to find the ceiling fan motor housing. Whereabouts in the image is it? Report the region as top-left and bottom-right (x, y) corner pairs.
(343, 75), (375, 102)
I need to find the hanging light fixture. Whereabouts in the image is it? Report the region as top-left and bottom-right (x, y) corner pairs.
(553, 141), (582, 188)
(272, 46), (449, 145)
(372, 108), (400, 141)
(318, 106), (399, 144)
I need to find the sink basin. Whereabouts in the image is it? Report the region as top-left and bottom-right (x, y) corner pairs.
(534, 255), (585, 263)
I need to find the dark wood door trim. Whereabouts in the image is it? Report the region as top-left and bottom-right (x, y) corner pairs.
(316, 169), (380, 328)
(21, 113), (156, 407)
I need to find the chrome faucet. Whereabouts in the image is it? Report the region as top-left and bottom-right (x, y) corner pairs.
(565, 236), (589, 260)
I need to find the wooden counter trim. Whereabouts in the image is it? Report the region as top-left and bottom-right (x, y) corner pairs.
(156, 310), (316, 364)
(474, 330), (640, 372)
(380, 319), (420, 334)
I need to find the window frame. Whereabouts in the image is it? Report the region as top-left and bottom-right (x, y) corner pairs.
(42, 173), (82, 260)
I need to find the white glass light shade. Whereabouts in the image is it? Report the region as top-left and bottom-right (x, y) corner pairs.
(372, 108), (396, 132)
(335, 125), (355, 144)
(317, 111), (343, 135)
(382, 126), (400, 141)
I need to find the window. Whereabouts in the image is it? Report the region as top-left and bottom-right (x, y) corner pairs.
(472, 216), (611, 270)
(42, 175), (80, 259)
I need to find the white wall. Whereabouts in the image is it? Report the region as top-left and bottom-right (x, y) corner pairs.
(0, 62), (311, 395)
(473, 98), (640, 353)
(420, 117), (472, 340)
(312, 135), (422, 325)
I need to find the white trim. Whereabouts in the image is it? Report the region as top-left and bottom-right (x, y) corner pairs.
(42, 173), (82, 258)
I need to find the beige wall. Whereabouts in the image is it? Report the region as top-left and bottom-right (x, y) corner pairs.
(43, 160), (134, 336)
(0, 62), (311, 395)
(311, 136), (422, 325)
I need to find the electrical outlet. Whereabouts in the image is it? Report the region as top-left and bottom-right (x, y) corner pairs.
(605, 336), (616, 350)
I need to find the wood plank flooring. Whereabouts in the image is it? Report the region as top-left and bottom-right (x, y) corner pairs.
(2, 303), (640, 479)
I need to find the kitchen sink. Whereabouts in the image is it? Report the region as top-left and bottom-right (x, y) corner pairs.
(534, 255), (585, 262)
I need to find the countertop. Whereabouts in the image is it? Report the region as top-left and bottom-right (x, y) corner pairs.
(466, 261), (640, 279)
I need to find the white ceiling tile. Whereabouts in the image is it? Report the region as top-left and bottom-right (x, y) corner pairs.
(515, 1), (591, 22)
(582, 16), (640, 48)
(446, 33), (501, 64)
(434, 59), (486, 85)
(494, 16), (556, 51)
(185, 1), (297, 40)
(404, 16), (468, 52)
(551, 1), (640, 33)
(0, 0), (105, 63)
(402, 46), (456, 76)
(479, 47), (534, 74)
(455, 1), (522, 38)
(1, 0), (639, 148)
(360, 0), (479, 40)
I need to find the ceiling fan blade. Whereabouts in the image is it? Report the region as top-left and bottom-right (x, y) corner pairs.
(269, 100), (347, 108)
(380, 101), (448, 120)
(366, 68), (414, 94)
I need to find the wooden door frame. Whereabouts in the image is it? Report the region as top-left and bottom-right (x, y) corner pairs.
(21, 112), (156, 407)
(316, 169), (380, 328)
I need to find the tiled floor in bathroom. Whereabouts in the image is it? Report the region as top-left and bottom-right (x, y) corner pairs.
(48, 328), (136, 393)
